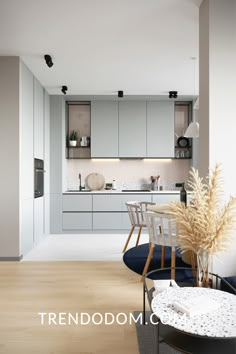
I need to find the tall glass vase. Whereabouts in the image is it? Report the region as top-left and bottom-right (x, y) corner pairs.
(196, 249), (211, 287)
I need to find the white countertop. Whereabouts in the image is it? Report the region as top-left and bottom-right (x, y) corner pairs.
(63, 190), (183, 194)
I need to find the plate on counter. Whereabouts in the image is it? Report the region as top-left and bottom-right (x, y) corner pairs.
(86, 173), (105, 190)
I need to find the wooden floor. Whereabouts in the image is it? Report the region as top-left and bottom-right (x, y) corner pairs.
(0, 261), (142, 354)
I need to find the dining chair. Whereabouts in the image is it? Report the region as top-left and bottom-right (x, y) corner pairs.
(122, 201), (155, 253)
(141, 211), (178, 281)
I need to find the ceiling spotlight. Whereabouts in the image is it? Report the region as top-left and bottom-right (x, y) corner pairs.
(169, 91), (178, 99)
(61, 86), (68, 95)
(44, 54), (53, 68)
(118, 90), (124, 98)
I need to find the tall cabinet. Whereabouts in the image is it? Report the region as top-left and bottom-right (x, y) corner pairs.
(91, 101), (119, 157)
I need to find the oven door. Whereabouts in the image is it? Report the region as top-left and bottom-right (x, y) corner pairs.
(34, 159), (44, 198)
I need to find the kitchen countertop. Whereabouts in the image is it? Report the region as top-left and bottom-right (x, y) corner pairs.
(63, 190), (185, 194)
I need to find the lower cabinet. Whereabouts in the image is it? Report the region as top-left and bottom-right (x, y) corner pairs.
(63, 213), (92, 230)
(62, 193), (181, 231)
(93, 212), (130, 230)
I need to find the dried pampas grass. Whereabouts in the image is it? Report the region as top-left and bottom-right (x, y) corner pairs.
(169, 164), (236, 256)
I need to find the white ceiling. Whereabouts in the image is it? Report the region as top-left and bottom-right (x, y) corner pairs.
(0, 0), (202, 96)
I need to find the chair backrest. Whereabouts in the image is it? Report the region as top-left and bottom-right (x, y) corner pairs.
(126, 201), (144, 227)
(144, 211), (177, 247)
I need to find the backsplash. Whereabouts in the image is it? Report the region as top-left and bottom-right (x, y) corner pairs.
(65, 159), (192, 191)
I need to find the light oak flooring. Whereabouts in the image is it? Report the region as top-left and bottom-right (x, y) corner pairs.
(0, 261), (143, 354)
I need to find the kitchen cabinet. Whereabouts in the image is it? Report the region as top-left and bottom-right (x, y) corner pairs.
(118, 101), (146, 158)
(62, 194), (93, 230)
(34, 78), (44, 159)
(91, 101), (119, 157)
(63, 213), (92, 230)
(63, 194), (92, 211)
(93, 193), (152, 230)
(147, 102), (175, 158)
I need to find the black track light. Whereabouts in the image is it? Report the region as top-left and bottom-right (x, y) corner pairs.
(44, 54), (53, 68)
(169, 91), (178, 99)
(61, 85), (68, 95)
(118, 90), (124, 98)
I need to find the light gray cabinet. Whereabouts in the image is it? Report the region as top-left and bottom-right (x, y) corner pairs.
(63, 213), (92, 230)
(63, 194), (92, 211)
(91, 101), (119, 157)
(62, 194), (93, 230)
(33, 78), (44, 159)
(119, 101), (147, 157)
(152, 194), (180, 204)
(147, 102), (175, 158)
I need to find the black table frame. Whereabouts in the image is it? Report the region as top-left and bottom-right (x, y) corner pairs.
(142, 267), (236, 354)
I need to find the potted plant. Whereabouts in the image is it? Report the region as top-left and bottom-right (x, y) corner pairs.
(169, 164), (236, 286)
(69, 131), (77, 147)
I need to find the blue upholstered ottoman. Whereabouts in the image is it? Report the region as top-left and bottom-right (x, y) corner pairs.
(221, 276), (236, 294)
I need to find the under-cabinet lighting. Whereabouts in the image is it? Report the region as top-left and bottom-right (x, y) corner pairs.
(91, 159), (120, 162)
(143, 159), (172, 162)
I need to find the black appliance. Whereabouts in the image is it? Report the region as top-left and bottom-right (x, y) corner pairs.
(34, 158), (45, 198)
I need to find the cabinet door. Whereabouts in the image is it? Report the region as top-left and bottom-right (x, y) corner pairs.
(152, 194), (180, 204)
(63, 213), (92, 230)
(34, 78), (44, 159)
(63, 195), (92, 212)
(119, 101), (146, 157)
(91, 101), (118, 157)
(147, 102), (175, 157)
(93, 194), (124, 211)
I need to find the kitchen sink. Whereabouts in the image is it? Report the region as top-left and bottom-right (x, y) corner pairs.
(121, 189), (151, 192)
(67, 189), (91, 192)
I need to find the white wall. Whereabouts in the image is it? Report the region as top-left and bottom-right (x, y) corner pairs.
(199, 0), (236, 276)
(19, 60), (34, 255)
(0, 57), (20, 259)
(66, 159), (192, 191)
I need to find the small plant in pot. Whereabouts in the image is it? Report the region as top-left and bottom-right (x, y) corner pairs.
(69, 131), (77, 147)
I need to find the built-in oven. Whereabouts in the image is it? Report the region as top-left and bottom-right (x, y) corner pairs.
(34, 158), (45, 198)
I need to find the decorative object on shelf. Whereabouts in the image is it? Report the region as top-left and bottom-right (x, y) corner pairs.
(177, 136), (189, 148)
(169, 164), (236, 287)
(69, 130), (77, 146)
(80, 136), (90, 147)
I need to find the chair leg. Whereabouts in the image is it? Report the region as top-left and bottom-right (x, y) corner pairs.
(171, 249), (176, 280)
(141, 244), (155, 281)
(161, 246), (165, 268)
(136, 226), (142, 247)
(122, 226), (135, 253)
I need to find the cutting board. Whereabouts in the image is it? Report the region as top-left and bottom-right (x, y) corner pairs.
(86, 173), (105, 190)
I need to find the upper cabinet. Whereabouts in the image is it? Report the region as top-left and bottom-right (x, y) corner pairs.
(147, 102), (175, 158)
(91, 101), (118, 158)
(66, 99), (191, 159)
(34, 78), (44, 159)
(119, 101), (146, 158)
